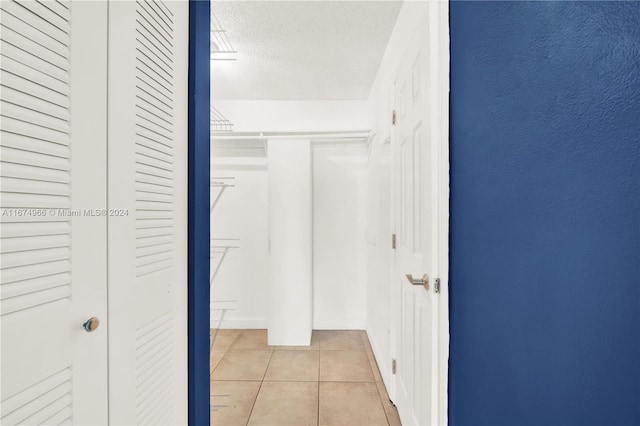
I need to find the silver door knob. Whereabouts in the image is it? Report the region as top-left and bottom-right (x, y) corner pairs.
(82, 317), (100, 332)
(406, 273), (429, 291)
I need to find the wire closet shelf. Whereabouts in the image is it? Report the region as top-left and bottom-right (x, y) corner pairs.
(210, 10), (237, 61)
(209, 176), (239, 386)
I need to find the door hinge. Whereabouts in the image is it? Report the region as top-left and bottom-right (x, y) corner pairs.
(391, 233), (396, 249)
(392, 359), (397, 374)
(434, 278), (441, 294)
(392, 110), (397, 125)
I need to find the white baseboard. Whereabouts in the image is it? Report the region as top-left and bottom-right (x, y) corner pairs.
(313, 317), (366, 330)
(210, 316), (268, 329)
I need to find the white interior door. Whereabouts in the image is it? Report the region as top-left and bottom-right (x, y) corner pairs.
(391, 16), (439, 426)
(107, 0), (189, 424)
(1, 1), (109, 424)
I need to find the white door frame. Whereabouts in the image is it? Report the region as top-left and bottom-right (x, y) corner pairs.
(388, 2), (450, 425)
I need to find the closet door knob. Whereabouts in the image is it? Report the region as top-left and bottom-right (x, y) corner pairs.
(82, 317), (100, 332)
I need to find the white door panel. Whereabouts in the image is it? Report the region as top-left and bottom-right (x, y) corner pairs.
(392, 10), (437, 426)
(1, 1), (109, 424)
(107, 0), (188, 424)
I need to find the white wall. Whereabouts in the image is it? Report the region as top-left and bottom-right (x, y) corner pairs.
(267, 140), (313, 345)
(364, 140), (392, 374)
(210, 140), (371, 332)
(211, 98), (372, 331)
(312, 143), (368, 330)
(214, 100), (370, 132)
(364, 1), (430, 386)
(210, 162), (269, 329)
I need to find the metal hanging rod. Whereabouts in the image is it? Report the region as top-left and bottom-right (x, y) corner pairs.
(211, 130), (370, 141)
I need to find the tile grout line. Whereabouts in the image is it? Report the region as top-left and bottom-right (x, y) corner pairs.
(244, 343), (275, 425)
(209, 329), (241, 378)
(213, 330), (391, 425)
(374, 381), (393, 426)
(245, 330), (273, 426)
(245, 380), (265, 426)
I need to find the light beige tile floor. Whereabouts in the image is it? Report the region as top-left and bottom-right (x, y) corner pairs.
(210, 329), (402, 426)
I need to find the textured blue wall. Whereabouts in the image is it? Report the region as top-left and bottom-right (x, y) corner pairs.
(449, 2), (640, 425)
(188, 1), (210, 424)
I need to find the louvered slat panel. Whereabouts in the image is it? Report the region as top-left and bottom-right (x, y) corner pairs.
(135, 219), (173, 230)
(0, 234), (70, 253)
(135, 151), (173, 172)
(0, 161), (69, 184)
(136, 114), (173, 142)
(136, 242), (173, 259)
(136, 10), (172, 55)
(0, 177), (70, 196)
(0, 221), (70, 238)
(136, 38), (174, 75)
(40, 0), (69, 19)
(135, 180), (173, 195)
(133, 0), (175, 278)
(1, 115), (69, 146)
(136, 88), (173, 121)
(0, 55), (69, 96)
(0, 368), (72, 425)
(1, 84), (69, 122)
(1, 101), (70, 134)
(135, 226), (172, 239)
(1, 247), (70, 269)
(0, 25), (69, 71)
(1, 0), (72, 321)
(136, 52), (173, 89)
(0, 131), (70, 158)
(135, 310), (175, 425)
(0, 41), (69, 83)
(0, 260), (70, 285)
(15, 0), (70, 35)
(0, 146), (70, 170)
(136, 234), (173, 249)
(55, 0), (70, 11)
(137, 1), (172, 40)
(1, 272), (71, 299)
(0, 2), (69, 47)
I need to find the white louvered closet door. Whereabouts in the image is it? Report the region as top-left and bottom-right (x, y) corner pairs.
(1, 1), (109, 425)
(107, 1), (189, 425)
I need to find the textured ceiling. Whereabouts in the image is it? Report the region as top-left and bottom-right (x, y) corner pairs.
(211, 1), (403, 100)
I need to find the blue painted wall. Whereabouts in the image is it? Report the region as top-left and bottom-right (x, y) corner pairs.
(188, 1), (210, 424)
(449, 2), (640, 425)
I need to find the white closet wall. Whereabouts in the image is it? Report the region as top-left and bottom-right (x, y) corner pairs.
(210, 167), (269, 329)
(312, 143), (368, 329)
(210, 101), (369, 329)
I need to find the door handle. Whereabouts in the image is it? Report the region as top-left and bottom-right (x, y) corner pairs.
(82, 317), (100, 332)
(405, 273), (429, 291)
